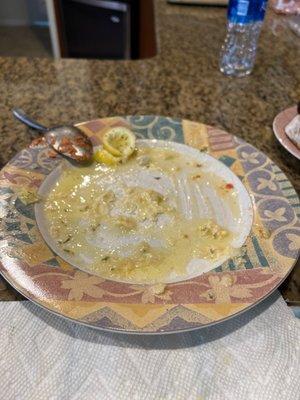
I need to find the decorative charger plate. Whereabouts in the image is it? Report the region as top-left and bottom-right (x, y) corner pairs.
(0, 116), (299, 334)
(273, 106), (300, 160)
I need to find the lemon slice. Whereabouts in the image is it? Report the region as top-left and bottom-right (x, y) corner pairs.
(93, 149), (120, 165)
(103, 127), (136, 158)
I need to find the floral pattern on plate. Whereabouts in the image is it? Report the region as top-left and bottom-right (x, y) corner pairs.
(0, 116), (299, 333)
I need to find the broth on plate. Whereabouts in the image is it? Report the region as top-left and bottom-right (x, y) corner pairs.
(42, 146), (241, 283)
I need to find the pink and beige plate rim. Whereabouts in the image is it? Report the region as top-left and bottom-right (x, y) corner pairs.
(273, 105), (300, 160)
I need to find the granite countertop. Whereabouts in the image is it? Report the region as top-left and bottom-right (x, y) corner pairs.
(0, 0), (299, 302)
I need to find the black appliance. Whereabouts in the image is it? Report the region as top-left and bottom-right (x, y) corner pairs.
(58, 0), (139, 59)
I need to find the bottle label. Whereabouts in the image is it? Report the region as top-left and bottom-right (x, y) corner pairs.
(228, 0), (268, 23)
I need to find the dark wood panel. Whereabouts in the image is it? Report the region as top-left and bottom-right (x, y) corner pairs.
(52, 0), (68, 57)
(139, 0), (156, 58)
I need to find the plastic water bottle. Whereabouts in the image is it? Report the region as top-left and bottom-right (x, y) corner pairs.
(220, 0), (268, 77)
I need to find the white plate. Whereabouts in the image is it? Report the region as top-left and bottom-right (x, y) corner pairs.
(35, 140), (253, 284)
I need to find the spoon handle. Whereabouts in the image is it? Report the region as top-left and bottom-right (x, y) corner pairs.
(12, 108), (48, 132)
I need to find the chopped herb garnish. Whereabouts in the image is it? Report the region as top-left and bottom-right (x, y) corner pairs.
(63, 248), (74, 255)
(91, 223), (100, 232)
(59, 236), (71, 244)
(191, 174), (201, 180)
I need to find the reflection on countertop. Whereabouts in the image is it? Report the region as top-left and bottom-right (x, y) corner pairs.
(0, 0), (299, 303)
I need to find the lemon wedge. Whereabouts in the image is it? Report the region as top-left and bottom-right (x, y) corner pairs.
(103, 127), (136, 158)
(93, 149), (120, 165)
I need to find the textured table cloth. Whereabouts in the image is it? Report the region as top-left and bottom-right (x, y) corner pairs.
(0, 292), (299, 400)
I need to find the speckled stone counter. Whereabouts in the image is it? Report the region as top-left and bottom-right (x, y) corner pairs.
(0, 0), (299, 302)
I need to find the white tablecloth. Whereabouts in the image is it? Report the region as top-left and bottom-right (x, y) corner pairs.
(0, 292), (299, 400)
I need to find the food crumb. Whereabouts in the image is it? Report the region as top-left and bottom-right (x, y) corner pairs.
(225, 183), (234, 190)
(208, 291), (215, 300)
(18, 189), (41, 205)
(91, 222), (100, 232)
(221, 274), (234, 287)
(137, 155), (151, 167)
(30, 137), (46, 148)
(48, 149), (58, 158)
(150, 283), (166, 295)
(116, 215), (137, 230)
(191, 174), (202, 180)
(256, 226), (271, 239)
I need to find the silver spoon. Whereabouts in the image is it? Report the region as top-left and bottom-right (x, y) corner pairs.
(12, 108), (93, 163)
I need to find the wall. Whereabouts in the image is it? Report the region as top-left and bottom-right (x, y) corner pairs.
(0, 0), (48, 26)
